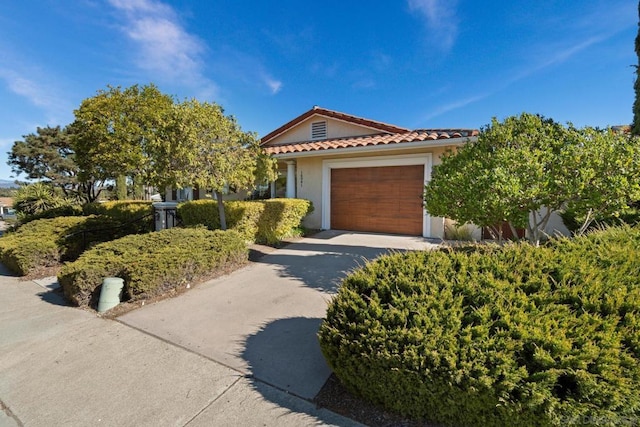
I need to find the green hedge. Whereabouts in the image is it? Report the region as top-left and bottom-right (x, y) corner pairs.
(0, 210), (154, 276)
(0, 216), (88, 275)
(83, 201), (154, 234)
(58, 228), (248, 308)
(19, 204), (84, 224)
(177, 198), (312, 244)
(318, 226), (640, 426)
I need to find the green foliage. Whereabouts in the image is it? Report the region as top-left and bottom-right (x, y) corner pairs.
(177, 198), (312, 244)
(72, 84), (174, 182)
(147, 99), (277, 194)
(82, 201), (153, 234)
(258, 199), (314, 244)
(146, 99), (277, 229)
(425, 114), (640, 245)
(13, 182), (79, 220)
(58, 228), (248, 307)
(8, 126), (77, 189)
(115, 175), (127, 200)
(561, 206), (640, 234)
(0, 203), (154, 276)
(319, 226), (640, 426)
(19, 204), (84, 224)
(0, 216), (87, 275)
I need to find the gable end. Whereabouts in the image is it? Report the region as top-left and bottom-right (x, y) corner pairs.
(311, 121), (327, 140)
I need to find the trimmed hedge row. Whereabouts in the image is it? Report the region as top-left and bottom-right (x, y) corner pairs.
(0, 216), (87, 276)
(177, 198), (312, 244)
(58, 228), (248, 308)
(83, 201), (154, 234)
(318, 226), (640, 426)
(0, 205), (155, 276)
(20, 204), (84, 224)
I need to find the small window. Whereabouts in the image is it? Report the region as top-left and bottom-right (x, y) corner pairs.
(311, 121), (327, 140)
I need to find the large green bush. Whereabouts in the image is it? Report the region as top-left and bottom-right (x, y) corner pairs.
(58, 228), (248, 307)
(178, 198), (312, 244)
(319, 226), (640, 426)
(83, 200), (154, 234)
(0, 216), (88, 275)
(0, 209), (154, 276)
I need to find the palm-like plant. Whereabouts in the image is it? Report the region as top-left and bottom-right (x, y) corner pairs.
(13, 182), (70, 217)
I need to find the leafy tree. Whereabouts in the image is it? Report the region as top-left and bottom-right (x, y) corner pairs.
(71, 84), (174, 187)
(8, 126), (76, 189)
(147, 99), (277, 229)
(563, 127), (640, 233)
(425, 113), (640, 245)
(8, 125), (103, 202)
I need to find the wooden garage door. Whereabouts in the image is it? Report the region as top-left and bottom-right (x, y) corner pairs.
(331, 165), (424, 235)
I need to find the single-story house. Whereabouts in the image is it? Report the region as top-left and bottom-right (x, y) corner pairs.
(260, 106), (480, 239)
(165, 106), (569, 239)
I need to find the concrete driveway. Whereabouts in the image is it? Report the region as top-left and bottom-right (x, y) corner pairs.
(0, 230), (437, 426)
(120, 230), (438, 400)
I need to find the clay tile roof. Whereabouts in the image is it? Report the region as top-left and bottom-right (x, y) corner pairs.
(261, 106), (411, 145)
(264, 129), (479, 156)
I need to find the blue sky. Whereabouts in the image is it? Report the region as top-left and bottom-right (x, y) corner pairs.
(0, 0), (636, 181)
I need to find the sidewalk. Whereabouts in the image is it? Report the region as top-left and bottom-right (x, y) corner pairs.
(0, 272), (361, 426)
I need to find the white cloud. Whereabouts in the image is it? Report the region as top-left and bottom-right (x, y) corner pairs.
(108, 0), (282, 97)
(265, 77), (283, 95)
(421, 93), (489, 122)
(419, 6), (631, 124)
(0, 66), (71, 125)
(407, 0), (459, 51)
(0, 68), (54, 108)
(107, 0), (217, 95)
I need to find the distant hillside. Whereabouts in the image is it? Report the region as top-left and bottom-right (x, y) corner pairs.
(0, 180), (18, 189)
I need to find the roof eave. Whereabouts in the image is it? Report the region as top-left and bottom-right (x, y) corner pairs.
(270, 136), (476, 159)
(261, 106), (410, 145)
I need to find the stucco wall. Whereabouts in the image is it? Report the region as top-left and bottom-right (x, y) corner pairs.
(295, 157), (324, 229)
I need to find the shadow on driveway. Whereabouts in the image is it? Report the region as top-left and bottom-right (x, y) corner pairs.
(255, 242), (402, 294)
(242, 316), (348, 422)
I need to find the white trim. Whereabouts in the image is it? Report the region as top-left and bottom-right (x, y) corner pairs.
(273, 136), (474, 159)
(322, 153), (433, 237)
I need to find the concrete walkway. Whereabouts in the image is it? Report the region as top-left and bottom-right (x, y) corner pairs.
(0, 231), (437, 426)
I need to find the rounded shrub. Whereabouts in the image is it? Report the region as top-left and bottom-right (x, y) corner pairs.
(178, 198), (312, 244)
(0, 216), (88, 275)
(58, 227), (248, 308)
(0, 212), (157, 276)
(318, 226), (640, 426)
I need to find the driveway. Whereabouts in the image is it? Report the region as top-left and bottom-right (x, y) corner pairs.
(120, 230), (438, 400)
(0, 230), (437, 426)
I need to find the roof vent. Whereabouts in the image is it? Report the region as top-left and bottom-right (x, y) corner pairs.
(311, 121), (327, 140)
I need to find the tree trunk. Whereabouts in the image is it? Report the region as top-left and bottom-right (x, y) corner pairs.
(215, 190), (227, 230)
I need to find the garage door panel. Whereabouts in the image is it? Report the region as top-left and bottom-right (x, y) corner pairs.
(330, 165), (424, 236)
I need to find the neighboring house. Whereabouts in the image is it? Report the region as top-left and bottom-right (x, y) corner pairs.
(0, 197), (14, 219)
(260, 106), (480, 238)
